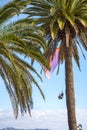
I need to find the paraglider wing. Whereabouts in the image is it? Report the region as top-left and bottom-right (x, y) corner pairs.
(44, 48), (60, 79)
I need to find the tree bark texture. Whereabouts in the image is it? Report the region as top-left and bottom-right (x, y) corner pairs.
(65, 45), (77, 130)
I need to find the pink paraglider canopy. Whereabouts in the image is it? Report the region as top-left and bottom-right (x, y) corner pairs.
(44, 48), (60, 79)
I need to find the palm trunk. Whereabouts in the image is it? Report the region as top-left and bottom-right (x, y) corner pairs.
(65, 45), (77, 130)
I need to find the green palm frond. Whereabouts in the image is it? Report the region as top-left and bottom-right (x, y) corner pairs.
(0, 0), (31, 24)
(0, 24), (49, 68)
(50, 19), (59, 39)
(0, 35), (45, 117)
(74, 36), (86, 59)
(72, 40), (81, 70)
(2, 20), (46, 50)
(0, 3), (19, 24)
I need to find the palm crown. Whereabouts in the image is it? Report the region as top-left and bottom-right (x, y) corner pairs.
(26, 0), (87, 70)
(0, 0), (49, 118)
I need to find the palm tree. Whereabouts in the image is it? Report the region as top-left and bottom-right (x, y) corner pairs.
(25, 0), (87, 130)
(0, 0), (49, 118)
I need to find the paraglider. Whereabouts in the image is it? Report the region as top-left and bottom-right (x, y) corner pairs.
(58, 91), (64, 100)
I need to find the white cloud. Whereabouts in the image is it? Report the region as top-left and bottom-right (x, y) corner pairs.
(0, 109), (87, 130)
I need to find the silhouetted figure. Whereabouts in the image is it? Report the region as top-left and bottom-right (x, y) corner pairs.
(58, 91), (64, 99)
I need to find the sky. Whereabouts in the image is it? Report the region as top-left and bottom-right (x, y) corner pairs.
(0, 0), (87, 129)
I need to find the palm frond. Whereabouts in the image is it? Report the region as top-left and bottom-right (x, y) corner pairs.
(72, 39), (81, 70)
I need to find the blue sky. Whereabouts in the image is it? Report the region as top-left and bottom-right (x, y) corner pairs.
(0, 0), (87, 129)
(1, 52), (87, 111)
